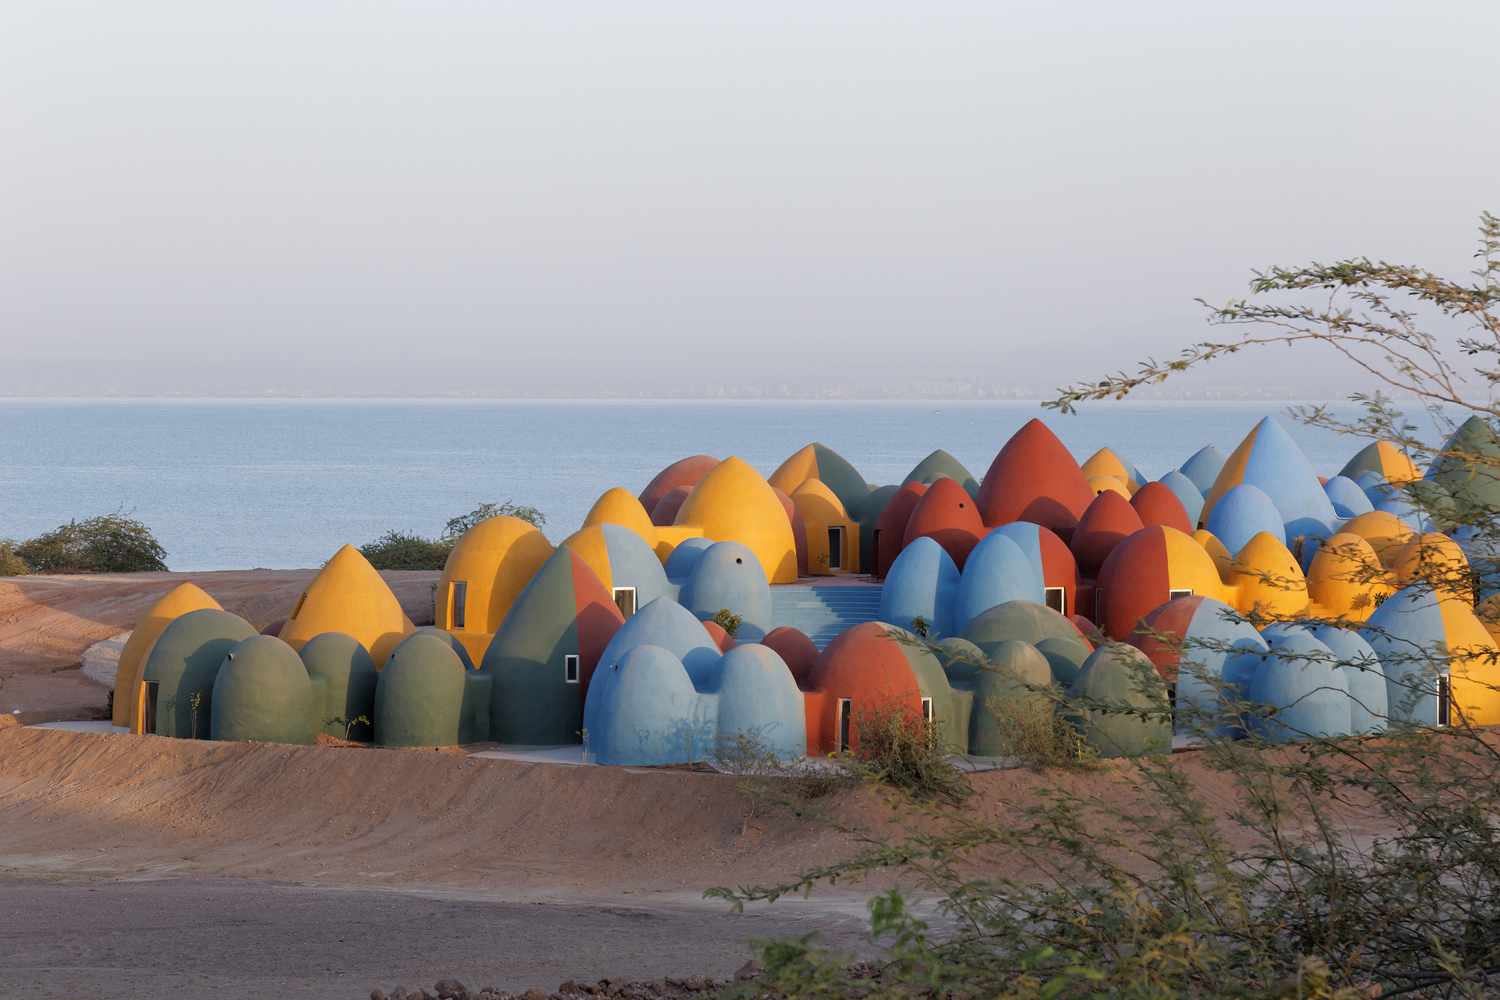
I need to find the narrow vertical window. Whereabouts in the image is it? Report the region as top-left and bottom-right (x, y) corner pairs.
(921, 697), (933, 722)
(827, 526), (844, 570)
(450, 581), (468, 630)
(564, 654), (580, 684)
(837, 698), (852, 752)
(141, 681), (159, 735)
(1094, 588), (1106, 626)
(1044, 587), (1066, 615)
(1437, 673), (1452, 728)
(870, 529), (882, 575)
(612, 587), (636, 619)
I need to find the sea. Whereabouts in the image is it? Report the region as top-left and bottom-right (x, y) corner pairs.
(0, 398), (1421, 573)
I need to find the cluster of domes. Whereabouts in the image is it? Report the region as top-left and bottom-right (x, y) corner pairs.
(115, 412), (1500, 760)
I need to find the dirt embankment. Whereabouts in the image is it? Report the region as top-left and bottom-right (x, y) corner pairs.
(0, 569), (439, 723)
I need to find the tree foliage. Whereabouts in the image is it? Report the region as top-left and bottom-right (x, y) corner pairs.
(6, 512), (168, 574)
(360, 501), (547, 570)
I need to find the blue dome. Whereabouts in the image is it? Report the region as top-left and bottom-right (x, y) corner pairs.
(1205, 483), (1286, 554)
(1157, 470), (1206, 525)
(954, 531), (1044, 633)
(1323, 475), (1374, 519)
(1179, 445), (1227, 497)
(879, 536), (961, 639)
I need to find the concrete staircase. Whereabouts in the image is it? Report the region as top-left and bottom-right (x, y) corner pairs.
(769, 584), (885, 650)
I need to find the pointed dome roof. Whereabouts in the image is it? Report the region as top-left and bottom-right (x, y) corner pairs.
(1200, 416), (1338, 539)
(903, 476), (987, 570)
(436, 514), (554, 638)
(1338, 440), (1419, 485)
(1179, 445), (1227, 496)
(1130, 481), (1194, 535)
(675, 456), (798, 584)
(583, 487), (656, 537)
(114, 582), (222, 729)
(279, 545), (414, 666)
(769, 443), (871, 514)
(974, 419), (1095, 540)
(1071, 490), (1145, 576)
(638, 455), (720, 513)
(903, 449), (979, 497)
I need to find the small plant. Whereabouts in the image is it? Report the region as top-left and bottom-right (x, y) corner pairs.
(13, 510), (167, 573)
(326, 715), (371, 741)
(188, 691), (203, 739)
(710, 608), (743, 638)
(847, 696), (968, 804)
(681, 726), (697, 764)
(984, 689), (1100, 772)
(711, 729), (851, 824)
(908, 614), (930, 638)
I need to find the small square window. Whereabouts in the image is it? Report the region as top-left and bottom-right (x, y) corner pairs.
(564, 654), (580, 684)
(1168, 588), (1194, 601)
(1044, 587), (1066, 615)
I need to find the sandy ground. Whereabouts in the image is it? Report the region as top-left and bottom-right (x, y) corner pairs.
(0, 573), (1410, 1000)
(0, 570), (440, 724)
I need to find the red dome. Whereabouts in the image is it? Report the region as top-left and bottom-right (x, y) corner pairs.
(975, 419), (1095, 542)
(639, 455), (719, 513)
(650, 486), (691, 527)
(1127, 594), (1207, 679)
(771, 487), (810, 576)
(1130, 481), (1194, 534)
(873, 482), (928, 578)
(803, 623), (923, 755)
(1071, 490), (1146, 576)
(902, 477), (988, 570)
(761, 626), (819, 685)
(701, 618), (738, 653)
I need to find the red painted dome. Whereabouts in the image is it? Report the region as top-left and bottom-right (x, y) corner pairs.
(1071, 490), (1146, 576)
(650, 486), (692, 527)
(639, 455), (720, 513)
(975, 419), (1095, 542)
(761, 626), (819, 685)
(1130, 481), (1194, 534)
(873, 482), (928, 578)
(902, 476), (988, 570)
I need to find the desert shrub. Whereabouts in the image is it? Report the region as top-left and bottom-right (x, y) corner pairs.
(359, 530), (452, 570)
(710, 608), (743, 638)
(846, 697), (968, 805)
(0, 541), (27, 576)
(711, 730), (852, 818)
(984, 690), (1100, 772)
(13, 513), (167, 573)
(360, 501), (547, 571)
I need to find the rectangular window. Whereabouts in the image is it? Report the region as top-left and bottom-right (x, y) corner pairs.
(837, 698), (852, 752)
(564, 654), (580, 684)
(450, 581), (468, 630)
(827, 526), (844, 570)
(1044, 586), (1066, 615)
(921, 697), (933, 722)
(613, 587), (637, 619)
(1437, 674), (1452, 728)
(141, 681), (159, 735)
(1168, 588), (1194, 601)
(1094, 588), (1106, 626)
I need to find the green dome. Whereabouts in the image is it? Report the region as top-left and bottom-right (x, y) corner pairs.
(141, 609), (258, 739)
(960, 600), (1082, 659)
(1035, 635), (1092, 687)
(299, 632), (377, 740)
(968, 640), (1054, 757)
(1067, 644), (1171, 758)
(211, 635), (315, 745)
(930, 636), (989, 680)
(374, 632), (467, 747)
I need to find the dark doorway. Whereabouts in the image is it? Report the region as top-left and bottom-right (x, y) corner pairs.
(827, 527), (844, 571)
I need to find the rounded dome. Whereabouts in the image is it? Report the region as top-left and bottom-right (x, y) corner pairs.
(374, 632), (467, 747)
(211, 634), (315, 745)
(299, 631), (378, 741)
(675, 456), (799, 584)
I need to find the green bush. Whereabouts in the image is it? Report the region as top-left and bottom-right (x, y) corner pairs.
(711, 608), (743, 637)
(0, 541), (27, 577)
(360, 501), (547, 571)
(846, 696), (968, 805)
(12, 513), (167, 573)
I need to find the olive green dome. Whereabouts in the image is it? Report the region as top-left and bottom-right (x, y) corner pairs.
(960, 600), (1082, 659)
(211, 635), (315, 745)
(374, 632), (467, 747)
(299, 631), (377, 741)
(1035, 635), (1092, 688)
(929, 636), (989, 681)
(141, 608), (258, 739)
(1067, 644), (1171, 758)
(968, 640), (1054, 757)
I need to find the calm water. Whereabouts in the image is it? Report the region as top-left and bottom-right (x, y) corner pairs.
(0, 398), (1400, 572)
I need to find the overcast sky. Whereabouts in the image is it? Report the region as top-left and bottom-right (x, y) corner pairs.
(1, 2), (1496, 396)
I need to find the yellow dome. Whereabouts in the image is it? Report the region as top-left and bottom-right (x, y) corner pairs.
(676, 456), (799, 584)
(790, 478), (856, 575)
(1306, 532), (1392, 621)
(1191, 529), (1234, 582)
(1393, 531), (1470, 600)
(768, 445), (820, 497)
(1439, 597), (1500, 725)
(1081, 449), (1140, 492)
(279, 544), (415, 667)
(1228, 531), (1309, 618)
(115, 582), (222, 729)
(436, 515), (555, 663)
(1161, 526), (1232, 602)
(559, 523), (615, 590)
(1371, 441), (1421, 484)
(1086, 475), (1133, 498)
(582, 488), (657, 538)
(1340, 510), (1414, 569)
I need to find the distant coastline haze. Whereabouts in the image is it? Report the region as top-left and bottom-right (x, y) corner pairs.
(1, 2), (1496, 397)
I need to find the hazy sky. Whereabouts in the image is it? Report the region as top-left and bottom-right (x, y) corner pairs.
(2, 2), (1496, 396)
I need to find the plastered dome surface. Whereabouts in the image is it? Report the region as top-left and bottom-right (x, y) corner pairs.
(299, 631), (378, 741)
(114, 582), (222, 729)
(903, 449), (980, 497)
(674, 456), (799, 584)
(769, 443), (872, 516)
(278, 544), (414, 667)
(639, 455), (720, 514)
(1201, 416), (1338, 541)
(975, 418), (1095, 541)
(435, 514), (554, 663)
(138, 608), (258, 739)
(211, 634), (316, 745)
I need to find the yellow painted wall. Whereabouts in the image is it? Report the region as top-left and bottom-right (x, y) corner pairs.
(435, 515), (555, 666)
(1306, 532), (1392, 621)
(278, 544), (415, 667)
(1227, 531), (1309, 618)
(790, 478), (858, 575)
(675, 456), (799, 584)
(768, 445), (820, 498)
(1081, 449), (1140, 492)
(115, 582), (222, 729)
